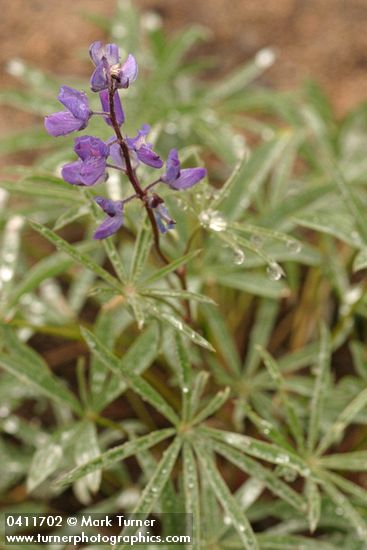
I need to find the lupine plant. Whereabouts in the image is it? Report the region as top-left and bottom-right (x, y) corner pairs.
(1, 1), (367, 549)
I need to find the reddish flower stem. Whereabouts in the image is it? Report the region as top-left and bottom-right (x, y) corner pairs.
(107, 84), (192, 323)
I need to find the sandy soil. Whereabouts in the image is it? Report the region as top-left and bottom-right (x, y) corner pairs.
(1, 0), (367, 138)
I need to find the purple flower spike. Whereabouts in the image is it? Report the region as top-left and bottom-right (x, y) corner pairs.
(93, 196), (124, 239)
(99, 90), (124, 127)
(162, 148), (207, 190)
(127, 124), (163, 169)
(44, 86), (91, 137)
(62, 136), (109, 186)
(89, 41), (138, 92)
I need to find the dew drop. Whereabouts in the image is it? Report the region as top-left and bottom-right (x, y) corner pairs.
(209, 215), (227, 232)
(223, 516), (231, 526)
(255, 48), (276, 68)
(198, 209), (227, 232)
(182, 386), (190, 394)
(286, 239), (302, 254)
(266, 262), (284, 281)
(233, 249), (245, 265)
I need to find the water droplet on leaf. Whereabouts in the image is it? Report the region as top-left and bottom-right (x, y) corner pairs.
(266, 262), (284, 281)
(286, 239), (302, 254)
(233, 249), (245, 265)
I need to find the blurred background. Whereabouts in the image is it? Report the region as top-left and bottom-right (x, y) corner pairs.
(1, 0), (367, 143)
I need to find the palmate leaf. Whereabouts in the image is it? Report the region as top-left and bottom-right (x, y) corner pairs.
(81, 327), (179, 425)
(195, 443), (259, 550)
(74, 421), (101, 496)
(0, 345), (82, 416)
(141, 288), (216, 305)
(210, 270), (288, 299)
(256, 347), (304, 452)
(57, 428), (175, 487)
(305, 478), (321, 533)
(150, 306), (215, 352)
(318, 450), (367, 471)
(317, 386), (367, 455)
(214, 134), (291, 219)
(191, 387), (231, 426)
(139, 249), (201, 287)
(201, 427), (310, 477)
(202, 305), (241, 375)
(128, 215), (152, 282)
(243, 298), (279, 375)
(94, 323), (160, 411)
(321, 476), (367, 539)
(210, 439), (305, 512)
(205, 48), (275, 103)
(0, 175), (83, 202)
(307, 324), (331, 452)
(117, 437), (182, 550)
(174, 333), (191, 422)
(8, 241), (98, 308)
(183, 442), (200, 550)
(30, 221), (122, 291)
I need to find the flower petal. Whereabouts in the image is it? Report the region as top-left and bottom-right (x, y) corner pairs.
(103, 43), (120, 65)
(117, 54), (138, 88)
(61, 160), (83, 185)
(74, 136), (109, 161)
(109, 142), (126, 169)
(44, 111), (85, 137)
(99, 90), (125, 126)
(169, 167), (207, 190)
(94, 196), (123, 216)
(90, 61), (108, 92)
(93, 214), (123, 239)
(136, 144), (163, 168)
(89, 41), (103, 65)
(163, 148), (181, 182)
(89, 41), (120, 66)
(79, 157), (107, 185)
(58, 86), (90, 122)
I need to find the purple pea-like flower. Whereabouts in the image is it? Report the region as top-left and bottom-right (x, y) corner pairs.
(148, 195), (175, 234)
(108, 124), (163, 171)
(93, 196), (124, 239)
(89, 41), (138, 92)
(126, 124), (163, 168)
(99, 90), (125, 127)
(44, 86), (91, 137)
(62, 136), (109, 186)
(162, 149), (207, 190)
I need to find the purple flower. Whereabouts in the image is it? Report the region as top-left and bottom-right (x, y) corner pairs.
(99, 90), (125, 127)
(89, 41), (138, 92)
(162, 149), (206, 190)
(126, 124), (163, 168)
(44, 86), (91, 137)
(93, 196), (124, 239)
(107, 125), (163, 171)
(62, 136), (109, 186)
(148, 195), (175, 234)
